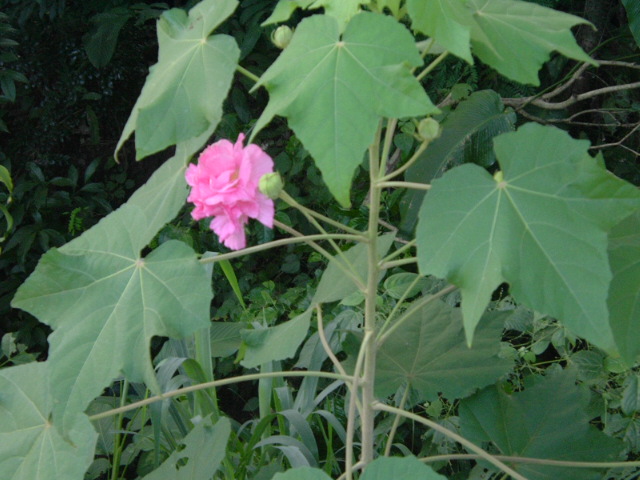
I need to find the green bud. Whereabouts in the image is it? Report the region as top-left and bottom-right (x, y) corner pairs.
(493, 170), (504, 183)
(271, 26), (294, 49)
(417, 117), (441, 143)
(259, 172), (284, 199)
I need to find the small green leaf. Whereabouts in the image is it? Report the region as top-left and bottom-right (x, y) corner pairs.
(263, 0), (369, 31)
(84, 7), (131, 68)
(241, 308), (312, 368)
(0, 164), (13, 192)
(417, 123), (640, 350)
(407, 0), (473, 62)
(383, 272), (428, 299)
(141, 417), (230, 480)
(376, 301), (511, 401)
(460, 371), (625, 479)
(115, 0), (240, 160)
(252, 13), (437, 206)
(467, 0), (595, 85)
(313, 233), (396, 304)
(0, 362), (97, 480)
(608, 210), (640, 365)
(622, 374), (640, 416)
(361, 456), (447, 480)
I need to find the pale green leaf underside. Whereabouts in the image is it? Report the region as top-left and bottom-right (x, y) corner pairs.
(115, 0), (240, 160)
(252, 12), (437, 206)
(407, 0), (473, 62)
(376, 301), (511, 401)
(241, 308), (312, 368)
(608, 210), (640, 366)
(12, 148), (213, 434)
(417, 123), (640, 351)
(0, 362), (97, 480)
(361, 456), (447, 480)
(468, 0), (595, 85)
(460, 371), (624, 479)
(142, 417), (230, 480)
(263, 0), (369, 31)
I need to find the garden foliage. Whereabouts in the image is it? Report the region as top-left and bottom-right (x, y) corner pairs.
(2, 0), (640, 479)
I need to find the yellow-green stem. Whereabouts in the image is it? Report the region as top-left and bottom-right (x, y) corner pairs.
(377, 180), (431, 190)
(421, 453), (640, 469)
(236, 65), (260, 83)
(383, 384), (411, 456)
(416, 51), (450, 82)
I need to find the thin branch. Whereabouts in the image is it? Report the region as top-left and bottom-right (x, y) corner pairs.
(373, 402), (529, 480)
(589, 123), (640, 153)
(421, 453), (640, 469)
(89, 370), (351, 421)
(377, 181), (431, 191)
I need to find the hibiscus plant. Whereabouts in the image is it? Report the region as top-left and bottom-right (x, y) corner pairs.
(3, 1), (640, 479)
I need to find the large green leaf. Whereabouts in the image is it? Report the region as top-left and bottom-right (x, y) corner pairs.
(608, 210), (640, 366)
(142, 417), (230, 480)
(459, 371), (624, 479)
(12, 143), (214, 433)
(622, 0), (640, 48)
(313, 233), (396, 304)
(376, 301), (511, 401)
(272, 467), (333, 480)
(0, 362), (97, 480)
(361, 456), (447, 480)
(467, 0), (595, 85)
(115, 0), (240, 160)
(252, 12), (437, 206)
(407, 0), (473, 62)
(416, 123), (640, 350)
(401, 90), (515, 232)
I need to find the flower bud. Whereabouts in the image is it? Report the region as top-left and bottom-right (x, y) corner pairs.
(417, 117), (441, 143)
(271, 26), (293, 49)
(259, 172), (284, 199)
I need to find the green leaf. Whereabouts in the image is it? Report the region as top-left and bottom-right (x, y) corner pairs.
(142, 417), (230, 480)
(467, 0), (595, 85)
(608, 210), (640, 365)
(272, 467), (333, 480)
(383, 272), (428, 299)
(12, 146), (214, 434)
(115, 0), (240, 160)
(622, 0), (640, 48)
(0, 164), (13, 192)
(210, 322), (245, 357)
(84, 7), (131, 68)
(622, 374), (640, 416)
(376, 0), (402, 16)
(376, 301), (511, 401)
(252, 13), (437, 206)
(361, 456), (447, 480)
(0, 362), (97, 480)
(402, 90), (515, 232)
(263, 0), (369, 31)
(459, 371), (624, 479)
(241, 308), (312, 368)
(407, 0), (473, 63)
(313, 233), (396, 304)
(416, 123), (640, 350)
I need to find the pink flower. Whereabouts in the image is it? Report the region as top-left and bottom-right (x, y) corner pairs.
(185, 134), (274, 250)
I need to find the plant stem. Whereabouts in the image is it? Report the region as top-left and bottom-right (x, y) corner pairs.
(110, 379), (129, 480)
(416, 51), (450, 82)
(198, 233), (363, 264)
(236, 65), (260, 83)
(379, 239), (416, 264)
(193, 326), (220, 420)
(378, 140), (429, 182)
(274, 220), (367, 291)
(88, 371), (351, 422)
(380, 118), (398, 173)
(379, 257), (418, 270)
(376, 181), (431, 190)
(421, 453), (640, 469)
(279, 190), (363, 236)
(383, 384), (410, 456)
(372, 402), (529, 480)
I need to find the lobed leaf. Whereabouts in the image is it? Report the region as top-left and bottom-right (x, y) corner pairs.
(0, 362), (97, 480)
(361, 456), (447, 480)
(376, 301), (512, 401)
(252, 12), (437, 206)
(460, 370), (625, 479)
(12, 141), (214, 434)
(115, 0), (240, 160)
(416, 123), (640, 350)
